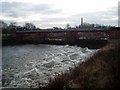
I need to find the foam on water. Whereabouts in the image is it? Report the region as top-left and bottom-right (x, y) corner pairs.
(2, 44), (97, 88)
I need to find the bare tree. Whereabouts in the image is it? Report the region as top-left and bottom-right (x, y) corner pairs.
(24, 23), (36, 30)
(66, 23), (71, 29)
(8, 22), (17, 31)
(0, 21), (7, 29)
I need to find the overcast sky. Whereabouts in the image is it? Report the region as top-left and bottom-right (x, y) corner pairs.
(0, 0), (119, 28)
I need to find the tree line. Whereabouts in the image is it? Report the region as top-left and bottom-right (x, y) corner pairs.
(1, 20), (114, 34)
(0, 21), (40, 34)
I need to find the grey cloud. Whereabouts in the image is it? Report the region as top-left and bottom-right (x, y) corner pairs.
(28, 6), (118, 28)
(39, 6), (118, 27)
(1, 2), (118, 28)
(39, 17), (69, 24)
(1, 2), (62, 18)
(118, 1), (120, 26)
(70, 6), (118, 26)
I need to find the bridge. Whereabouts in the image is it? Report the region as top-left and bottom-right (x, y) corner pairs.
(12, 27), (120, 47)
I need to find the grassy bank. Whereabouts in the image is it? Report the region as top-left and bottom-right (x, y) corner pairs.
(46, 39), (120, 89)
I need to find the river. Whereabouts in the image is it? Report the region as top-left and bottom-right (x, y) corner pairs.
(2, 44), (97, 88)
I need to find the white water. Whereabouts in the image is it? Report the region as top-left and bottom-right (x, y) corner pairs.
(2, 44), (97, 88)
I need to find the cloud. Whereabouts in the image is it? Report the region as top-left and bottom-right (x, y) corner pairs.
(0, 1), (118, 28)
(1, 1), (61, 18)
(118, 1), (120, 26)
(69, 6), (118, 26)
(37, 6), (118, 28)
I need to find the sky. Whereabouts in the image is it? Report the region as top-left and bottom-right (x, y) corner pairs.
(0, 0), (119, 28)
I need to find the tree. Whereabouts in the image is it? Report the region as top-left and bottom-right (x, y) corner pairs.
(16, 26), (24, 30)
(0, 21), (7, 29)
(75, 25), (79, 28)
(53, 27), (62, 30)
(0, 21), (8, 34)
(8, 22), (17, 31)
(66, 23), (71, 29)
(24, 23), (36, 30)
(53, 27), (59, 29)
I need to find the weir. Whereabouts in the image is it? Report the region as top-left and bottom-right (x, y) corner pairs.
(3, 27), (120, 48)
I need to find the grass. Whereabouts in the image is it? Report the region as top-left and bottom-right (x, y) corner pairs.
(46, 39), (120, 89)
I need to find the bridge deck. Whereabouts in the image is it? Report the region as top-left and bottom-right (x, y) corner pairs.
(16, 28), (110, 33)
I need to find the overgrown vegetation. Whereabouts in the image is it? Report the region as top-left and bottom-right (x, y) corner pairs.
(46, 39), (120, 89)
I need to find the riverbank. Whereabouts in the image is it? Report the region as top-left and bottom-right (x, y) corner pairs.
(46, 39), (120, 89)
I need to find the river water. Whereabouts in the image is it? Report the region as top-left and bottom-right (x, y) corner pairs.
(2, 44), (97, 88)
